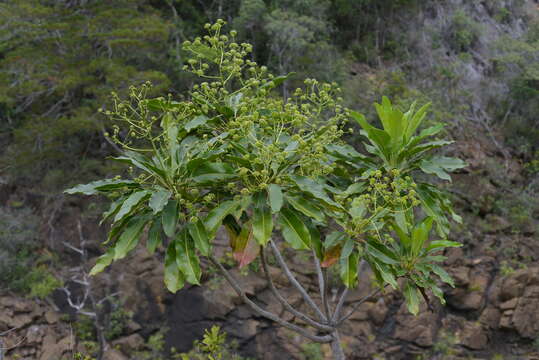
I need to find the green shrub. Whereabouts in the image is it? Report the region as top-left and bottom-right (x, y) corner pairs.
(448, 10), (481, 52)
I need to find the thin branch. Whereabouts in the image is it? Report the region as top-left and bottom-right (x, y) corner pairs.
(332, 259), (365, 323)
(208, 255), (333, 343)
(337, 287), (384, 325)
(331, 287), (349, 324)
(269, 240), (327, 322)
(260, 247), (333, 332)
(312, 248), (331, 320)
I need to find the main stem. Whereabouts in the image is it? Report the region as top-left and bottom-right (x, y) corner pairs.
(331, 330), (346, 360)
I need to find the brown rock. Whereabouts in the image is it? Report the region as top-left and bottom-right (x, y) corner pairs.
(367, 298), (388, 326)
(459, 322), (488, 350)
(499, 298), (519, 310)
(448, 288), (484, 311)
(112, 333), (145, 353)
(500, 269), (529, 300)
(39, 336), (72, 360)
(44, 311), (60, 324)
(479, 307), (501, 329)
(26, 325), (45, 345)
(103, 348), (129, 360)
(450, 266), (470, 287)
(394, 302), (437, 347)
(512, 285), (539, 338)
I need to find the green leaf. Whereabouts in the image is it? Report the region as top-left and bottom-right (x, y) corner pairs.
(161, 199), (178, 237)
(191, 162), (236, 184)
(100, 196), (126, 225)
(340, 237), (355, 261)
(350, 111), (391, 158)
(340, 251), (359, 288)
(426, 240), (462, 253)
(429, 264), (455, 287)
(188, 220), (211, 256)
(260, 72), (295, 89)
(114, 216), (150, 260)
(419, 159), (451, 181)
(149, 188), (172, 214)
(252, 193), (273, 246)
(405, 102), (431, 140)
(147, 218), (162, 254)
(176, 231), (201, 285)
(285, 195), (325, 223)
(205, 200), (242, 235)
(268, 184), (283, 214)
(411, 217), (433, 256)
(65, 179), (138, 195)
(279, 208), (311, 250)
(164, 243), (184, 293)
(324, 231), (346, 249)
(113, 190), (150, 224)
(308, 224), (323, 260)
(289, 175), (343, 210)
(365, 242), (399, 265)
(375, 262), (398, 289)
(403, 280), (420, 315)
(184, 114), (209, 132)
(89, 248), (115, 276)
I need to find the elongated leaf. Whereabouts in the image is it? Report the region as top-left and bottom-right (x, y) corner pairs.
(164, 243), (185, 293)
(176, 232), (201, 285)
(89, 248), (115, 276)
(100, 196), (126, 225)
(426, 240), (462, 253)
(340, 237), (355, 261)
(324, 231), (346, 249)
(205, 200), (241, 234)
(405, 102), (431, 140)
(268, 184), (283, 214)
(365, 242), (399, 265)
(192, 162), (236, 184)
(411, 217), (433, 256)
(375, 262), (398, 289)
(149, 189), (172, 214)
(184, 114), (209, 132)
(114, 216), (150, 260)
(403, 280), (420, 315)
(429, 264), (455, 287)
(321, 245), (341, 267)
(309, 224), (324, 260)
(114, 190), (150, 224)
(65, 179), (138, 195)
(289, 175), (342, 210)
(188, 220), (211, 256)
(286, 195), (325, 223)
(233, 224), (260, 268)
(161, 199), (178, 237)
(340, 251), (359, 288)
(252, 194), (273, 246)
(147, 218), (162, 254)
(279, 208), (311, 250)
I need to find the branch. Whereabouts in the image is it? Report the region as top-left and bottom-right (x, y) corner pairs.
(312, 248), (330, 319)
(337, 287), (384, 325)
(269, 240), (327, 322)
(208, 255), (333, 343)
(260, 247), (333, 332)
(331, 259), (365, 323)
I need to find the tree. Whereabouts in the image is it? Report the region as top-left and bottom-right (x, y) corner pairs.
(65, 21), (465, 359)
(0, 0), (172, 187)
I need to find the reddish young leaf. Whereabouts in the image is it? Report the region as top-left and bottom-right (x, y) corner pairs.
(233, 224), (260, 268)
(321, 244), (342, 268)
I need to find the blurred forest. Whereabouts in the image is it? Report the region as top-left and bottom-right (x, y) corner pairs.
(0, 0), (538, 359)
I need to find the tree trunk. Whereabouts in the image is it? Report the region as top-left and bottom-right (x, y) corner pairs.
(331, 330), (345, 360)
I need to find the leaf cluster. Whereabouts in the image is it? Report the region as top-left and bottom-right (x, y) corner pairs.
(66, 21), (466, 315)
